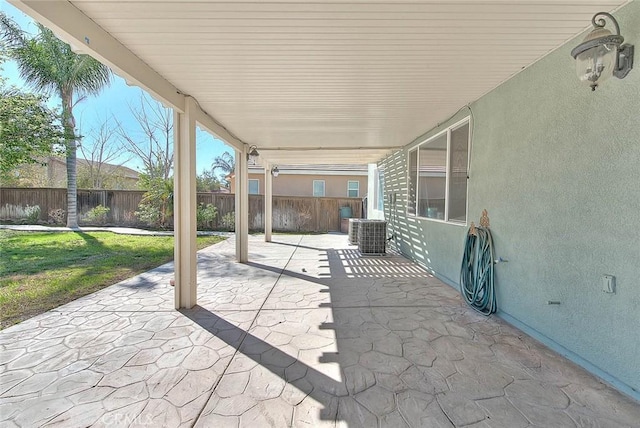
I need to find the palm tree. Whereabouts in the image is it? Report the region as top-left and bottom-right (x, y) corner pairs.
(1, 13), (111, 228)
(211, 151), (235, 186)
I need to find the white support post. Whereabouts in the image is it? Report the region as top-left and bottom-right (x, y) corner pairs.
(265, 164), (273, 242)
(173, 97), (197, 309)
(235, 146), (249, 262)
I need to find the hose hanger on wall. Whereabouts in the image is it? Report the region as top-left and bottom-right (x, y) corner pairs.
(460, 210), (497, 315)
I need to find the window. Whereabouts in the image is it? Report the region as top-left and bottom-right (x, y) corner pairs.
(248, 179), (259, 195)
(313, 180), (325, 197)
(407, 118), (470, 224)
(347, 180), (359, 198)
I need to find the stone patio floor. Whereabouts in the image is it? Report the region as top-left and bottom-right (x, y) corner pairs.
(1, 234), (638, 427)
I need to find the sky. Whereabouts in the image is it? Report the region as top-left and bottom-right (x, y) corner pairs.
(0, 2), (234, 175)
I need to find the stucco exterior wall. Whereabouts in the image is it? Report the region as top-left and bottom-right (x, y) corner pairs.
(379, 2), (640, 397)
(231, 173), (367, 198)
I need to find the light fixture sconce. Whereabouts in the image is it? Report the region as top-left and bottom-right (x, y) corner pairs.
(571, 12), (634, 91)
(271, 166), (279, 177)
(247, 145), (259, 164)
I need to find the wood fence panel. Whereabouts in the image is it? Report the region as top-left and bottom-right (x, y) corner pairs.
(46, 189), (67, 220)
(314, 198), (322, 231)
(249, 195), (264, 230)
(0, 187), (362, 232)
(0, 188), (66, 221)
(319, 198), (337, 232)
(272, 196), (315, 232)
(109, 190), (145, 225)
(198, 194), (235, 229)
(44, 189), (67, 220)
(317, 198), (363, 232)
(77, 190), (107, 217)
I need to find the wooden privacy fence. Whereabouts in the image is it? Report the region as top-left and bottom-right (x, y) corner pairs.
(0, 188), (362, 232)
(0, 188), (146, 226)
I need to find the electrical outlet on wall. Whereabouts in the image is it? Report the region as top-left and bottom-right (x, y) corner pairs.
(602, 275), (616, 294)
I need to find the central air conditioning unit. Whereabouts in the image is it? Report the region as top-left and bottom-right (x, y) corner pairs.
(348, 219), (361, 245)
(358, 220), (387, 255)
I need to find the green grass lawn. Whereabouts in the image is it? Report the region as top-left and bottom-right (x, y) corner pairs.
(0, 230), (225, 329)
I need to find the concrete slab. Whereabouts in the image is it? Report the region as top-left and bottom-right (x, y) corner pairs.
(1, 234), (638, 427)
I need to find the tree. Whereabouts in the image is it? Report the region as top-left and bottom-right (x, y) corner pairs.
(211, 151), (235, 186)
(114, 94), (175, 227)
(1, 13), (111, 227)
(196, 168), (221, 192)
(136, 174), (173, 229)
(116, 94), (173, 184)
(77, 118), (131, 189)
(0, 34), (63, 181)
(0, 87), (64, 177)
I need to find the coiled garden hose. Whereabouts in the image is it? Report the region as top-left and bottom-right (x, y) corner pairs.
(460, 226), (496, 315)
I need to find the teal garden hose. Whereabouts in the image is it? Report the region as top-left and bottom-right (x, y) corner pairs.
(460, 225), (496, 315)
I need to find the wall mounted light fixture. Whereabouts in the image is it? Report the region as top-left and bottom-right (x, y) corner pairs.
(247, 146), (259, 164)
(271, 166), (280, 177)
(571, 12), (634, 91)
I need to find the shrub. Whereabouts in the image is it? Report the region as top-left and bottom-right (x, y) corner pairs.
(24, 205), (41, 223)
(197, 203), (218, 230)
(137, 178), (173, 229)
(48, 208), (65, 225)
(220, 212), (235, 231)
(85, 205), (110, 225)
(135, 204), (161, 228)
(0, 204), (40, 222)
(123, 210), (136, 225)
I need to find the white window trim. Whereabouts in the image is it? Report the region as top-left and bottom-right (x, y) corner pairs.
(347, 180), (359, 198)
(248, 179), (260, 195)
(313, 180), (325, 197)
(406, 117), (470, 226)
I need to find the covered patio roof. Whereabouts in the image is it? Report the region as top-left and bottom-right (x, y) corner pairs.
(9, 0), (629, 166)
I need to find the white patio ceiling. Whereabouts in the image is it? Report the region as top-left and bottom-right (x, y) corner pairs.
(11, 0), (628, 165)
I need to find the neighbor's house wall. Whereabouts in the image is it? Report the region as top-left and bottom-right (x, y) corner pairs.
(4, 157), (139, 189)
(379, 2), (640, 397)
(231, 173), (367, 198)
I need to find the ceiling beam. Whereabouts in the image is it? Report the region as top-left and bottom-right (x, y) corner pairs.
(257, 148), (397, 165)
(193, 105), (244, 152)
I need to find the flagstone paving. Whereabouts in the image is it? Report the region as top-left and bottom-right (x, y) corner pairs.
(1, 234), (638, 427)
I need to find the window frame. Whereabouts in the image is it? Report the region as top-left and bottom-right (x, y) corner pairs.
(312, 179), (325, 197)
(248, 179), (260, 195)
(347, 180), (359, 198)
(406, 117), (470, 225)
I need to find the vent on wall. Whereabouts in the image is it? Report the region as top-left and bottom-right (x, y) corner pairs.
(358, 220), (387, 255)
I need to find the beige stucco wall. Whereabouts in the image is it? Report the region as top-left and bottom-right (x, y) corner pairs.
(231, 173), (367, 198)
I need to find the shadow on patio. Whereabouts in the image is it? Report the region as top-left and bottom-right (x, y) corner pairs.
(0, 234), (638, 427)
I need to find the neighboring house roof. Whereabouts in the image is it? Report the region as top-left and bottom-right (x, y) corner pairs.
(47, 157), (140, 180)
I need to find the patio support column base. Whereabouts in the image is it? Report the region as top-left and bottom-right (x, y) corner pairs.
(173, 96), (197, 309)
(235, 145), (249, 262)
(265, 163), (273, 242)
